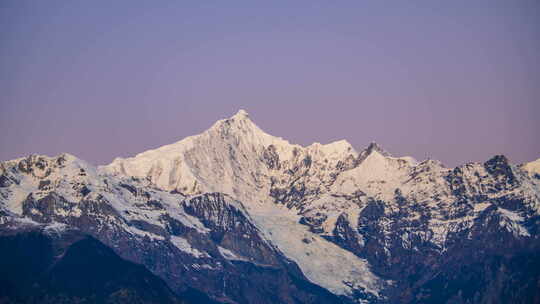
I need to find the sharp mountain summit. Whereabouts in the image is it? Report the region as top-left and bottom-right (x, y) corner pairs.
(1, 110), (540, 304)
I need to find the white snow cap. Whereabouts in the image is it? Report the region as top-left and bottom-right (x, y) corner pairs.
(523, 158), (540, 176)
(234, 109), (249, 118)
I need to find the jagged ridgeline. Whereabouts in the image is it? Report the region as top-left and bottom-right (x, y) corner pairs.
(1, 110), (540, 304)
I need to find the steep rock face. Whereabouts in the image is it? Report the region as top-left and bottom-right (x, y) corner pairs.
(2, 110), (540, 303)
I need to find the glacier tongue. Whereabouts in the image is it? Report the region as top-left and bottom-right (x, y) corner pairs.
(244, 200), (385, 297)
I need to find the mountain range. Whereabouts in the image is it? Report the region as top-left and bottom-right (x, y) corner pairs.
(1, 110), (539, 303)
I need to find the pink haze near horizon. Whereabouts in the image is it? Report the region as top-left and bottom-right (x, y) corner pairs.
(1, 1), (539, 167)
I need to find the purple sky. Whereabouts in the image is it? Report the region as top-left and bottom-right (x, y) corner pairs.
(1, 1), (539, 167)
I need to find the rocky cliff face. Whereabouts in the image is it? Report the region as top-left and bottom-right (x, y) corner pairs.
(1, 110), (539, 303)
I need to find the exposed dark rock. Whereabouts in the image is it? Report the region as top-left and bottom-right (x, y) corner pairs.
(0, 228), (215, 304)
(0, 175), (12, 188)
(262, 145), (281, 170)
(331, 213), (363, 254)
(120, 183), (138, 195)
(80, 185), (91, 196)
(299, 213), (327, 234)
(38, 180), (51, 190)
(484, 155), (518, 188)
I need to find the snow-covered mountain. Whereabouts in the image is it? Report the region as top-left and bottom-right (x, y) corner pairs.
(2, 110), (540, 303)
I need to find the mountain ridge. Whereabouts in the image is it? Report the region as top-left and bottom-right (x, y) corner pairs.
(1, 110), (540, 304)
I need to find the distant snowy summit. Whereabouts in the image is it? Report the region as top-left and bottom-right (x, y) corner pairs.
(100, 109), (419, 202)
(2, 109), (540, 304)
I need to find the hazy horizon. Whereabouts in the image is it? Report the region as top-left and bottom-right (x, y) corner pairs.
(1, 1), (539, 166)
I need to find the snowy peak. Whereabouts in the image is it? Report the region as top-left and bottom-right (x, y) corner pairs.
(209, 109), (258, 133)
(0, 153), (103, 216)
(233, 108), (249, 119)
(1, 153), (95, 180)
(307, 140), (356, 159)
(100, 110), (425, 205)
(522, 158), (540, 178)
(204, 109), (294, 152)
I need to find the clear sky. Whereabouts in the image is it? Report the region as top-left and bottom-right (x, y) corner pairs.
(1, 1), (539, 167)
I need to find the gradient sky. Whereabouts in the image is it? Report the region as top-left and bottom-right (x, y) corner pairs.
(1, 1), (539, 167)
